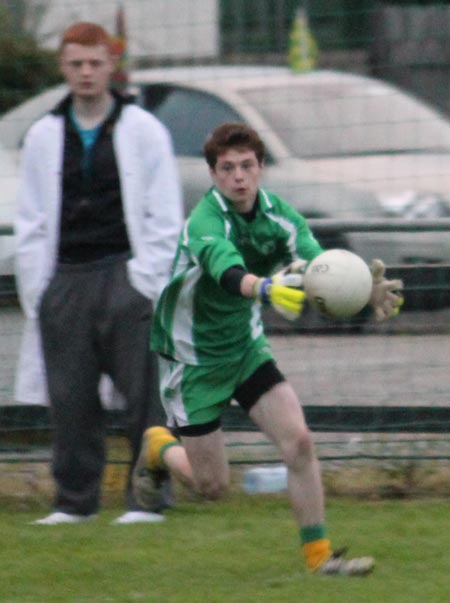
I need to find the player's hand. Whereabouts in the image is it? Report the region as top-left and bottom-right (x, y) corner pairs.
(276, 259), (309, 279)
(369, 259), (404, 322)
(254, 274), (305, 321)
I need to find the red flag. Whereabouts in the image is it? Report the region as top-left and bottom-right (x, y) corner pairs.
(111, 4), (128, 93)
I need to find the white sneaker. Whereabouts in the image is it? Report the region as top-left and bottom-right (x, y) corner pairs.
(111, 511), (165, 525)
(31, 512), (96, 525)
(317, 551), (375, 576)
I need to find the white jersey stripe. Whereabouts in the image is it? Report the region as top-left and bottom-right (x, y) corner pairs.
(266, 213), (299, 260)
(171, 264), (202, 364)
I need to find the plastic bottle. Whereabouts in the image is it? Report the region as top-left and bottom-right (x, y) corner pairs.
(242, 465), (288, 494)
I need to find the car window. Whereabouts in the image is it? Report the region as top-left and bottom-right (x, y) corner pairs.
(137, 84), (243, 157)
(241, 83), (450, 158)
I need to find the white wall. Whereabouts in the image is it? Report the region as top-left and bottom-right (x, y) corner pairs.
(28, 0), (219, 61)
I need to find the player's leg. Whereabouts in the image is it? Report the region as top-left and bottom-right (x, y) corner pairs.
(162, 427), (230, 499)
(232, 359), (329, 569)
(248, 380), (329, 571)
(231, 341), (373, 576)
(133, 360), (233, 505)
(133, 423), (230, 503)
(246, 377), (374, 575)
(248, 380), (324, 526)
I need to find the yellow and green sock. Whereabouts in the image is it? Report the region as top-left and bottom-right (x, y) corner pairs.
(301, 524), (331, 572)
(145, 426), (180, 470)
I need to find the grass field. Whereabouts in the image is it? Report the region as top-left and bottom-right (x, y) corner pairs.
(1, 493), (449, 603)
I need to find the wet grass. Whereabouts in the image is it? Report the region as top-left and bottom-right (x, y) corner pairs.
(1, 494), (449, 603)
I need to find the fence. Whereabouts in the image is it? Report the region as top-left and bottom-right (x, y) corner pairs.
(219, 1), (450, 116)
(1, 219), (449, 470)
(1, 1), (450, 474)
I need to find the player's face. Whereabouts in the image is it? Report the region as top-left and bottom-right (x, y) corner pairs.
(210, 148), (263, 213)
(60, 43), (115, 101)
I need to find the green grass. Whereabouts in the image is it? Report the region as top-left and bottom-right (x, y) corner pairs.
(1, 494), (449, 603)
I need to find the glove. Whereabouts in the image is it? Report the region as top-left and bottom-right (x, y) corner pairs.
(254, 272), (305, 321)
(277, 259), (308, 278)
(370, 259), (404, 322)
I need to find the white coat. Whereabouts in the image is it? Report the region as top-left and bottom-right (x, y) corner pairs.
(14, 102), (184, 405)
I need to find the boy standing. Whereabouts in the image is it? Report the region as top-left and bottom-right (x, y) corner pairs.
(15, 22), (183, 524)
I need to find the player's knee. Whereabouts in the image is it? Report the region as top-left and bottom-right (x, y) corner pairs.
(281, 427), (315, 468)
(195, 476), (229, 500)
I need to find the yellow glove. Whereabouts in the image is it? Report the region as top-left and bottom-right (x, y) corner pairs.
(254, 273), (305, 321)
(370, 259), (404, 322)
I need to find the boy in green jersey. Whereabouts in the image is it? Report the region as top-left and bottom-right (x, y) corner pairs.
(134, 123), (402, 575)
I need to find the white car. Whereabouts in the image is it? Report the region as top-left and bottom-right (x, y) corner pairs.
(0, 143), (18, 278)
(1, 65), (450, 277)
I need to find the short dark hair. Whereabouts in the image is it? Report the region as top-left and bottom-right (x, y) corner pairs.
(59, 22), (113, 54)
(204, 122), (265, 169)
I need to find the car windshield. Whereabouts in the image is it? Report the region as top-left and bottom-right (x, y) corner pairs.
(138, 84), (243, 157)
(241, 83), (450, 158)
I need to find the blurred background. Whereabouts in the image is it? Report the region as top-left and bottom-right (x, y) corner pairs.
(0, 0), (449, 500)
(1, 0), (449, 298)
(1, 0), (450, 112)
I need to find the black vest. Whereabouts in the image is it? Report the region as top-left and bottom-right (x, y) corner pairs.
(57, 95), (131, 263)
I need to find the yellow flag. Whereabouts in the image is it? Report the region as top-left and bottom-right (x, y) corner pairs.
(288, 7), (319, 73)
(111, 4), (129, 93)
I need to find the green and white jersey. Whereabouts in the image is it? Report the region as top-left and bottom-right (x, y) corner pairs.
(151, 186), (324, 366)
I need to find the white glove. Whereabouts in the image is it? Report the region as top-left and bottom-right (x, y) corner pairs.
(370, 259), (404, 322)
(277, 259), (308, 279)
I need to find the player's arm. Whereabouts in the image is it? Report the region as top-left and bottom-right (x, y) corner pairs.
(190, 205), (305, 322)
(221, 266), (305, 322)
(266, 207), (324, 292)
(281, 199), (324, 263)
